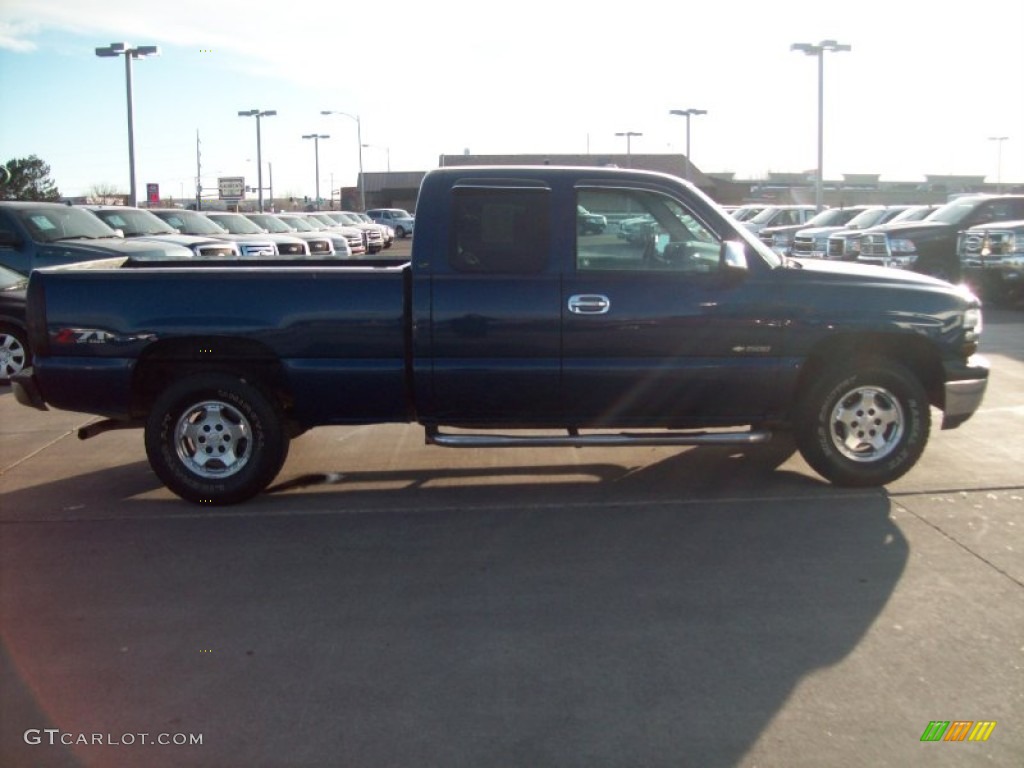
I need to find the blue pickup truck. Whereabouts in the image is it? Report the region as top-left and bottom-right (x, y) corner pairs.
(13, 166), (989, 504)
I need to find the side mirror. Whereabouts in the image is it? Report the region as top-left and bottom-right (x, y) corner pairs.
(113, 228), (125, 238)
(721, 240), (748, 271)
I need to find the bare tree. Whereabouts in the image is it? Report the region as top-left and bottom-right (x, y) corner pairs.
(87, 183), (127, 206)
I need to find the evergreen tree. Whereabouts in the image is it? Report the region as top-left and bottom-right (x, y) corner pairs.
(0, 155), (61, 201)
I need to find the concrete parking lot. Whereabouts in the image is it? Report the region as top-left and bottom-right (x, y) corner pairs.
(1, 307), (1021, 767)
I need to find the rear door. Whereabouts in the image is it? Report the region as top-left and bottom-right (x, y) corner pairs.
(425, 180), (563, 425)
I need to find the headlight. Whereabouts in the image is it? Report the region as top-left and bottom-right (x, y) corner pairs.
(885, 254), (918, 268)
(963, 306), (982, 334)
(889, 237), (917, 254)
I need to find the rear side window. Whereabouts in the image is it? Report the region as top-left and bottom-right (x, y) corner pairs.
(448, 187), (549, 274)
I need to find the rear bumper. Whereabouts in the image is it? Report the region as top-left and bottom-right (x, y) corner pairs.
(941, 355), (989, 429)
(11, 367), (47, 411)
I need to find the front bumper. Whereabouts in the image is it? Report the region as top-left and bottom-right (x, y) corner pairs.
(941, 355), (990, 429)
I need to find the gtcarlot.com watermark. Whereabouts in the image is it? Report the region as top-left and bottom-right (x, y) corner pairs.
(24, 729), (203, 747)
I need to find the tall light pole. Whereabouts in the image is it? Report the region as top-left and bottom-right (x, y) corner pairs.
(988, 136), (1009, 193)
(95, 42), (161, 207)
(362, 143), (391, 173)
(615, 131), (642, 166)
(669, 108), (707, 182)
(237, 109), (276, 212)
(302, 134), (330, 210)
(321, 110), (364, 210)
(791, 39), (851, 212)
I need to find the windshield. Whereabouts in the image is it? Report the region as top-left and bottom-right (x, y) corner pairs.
(0, 264), (28, 290)
(153, 210), (229, 235)
(246, 214), (293, 234)
(332, 212), (361, 225)
(278, 215), (315, 232)
(306, 213), (339, 228)
(206, 213), (264, 235)
(15, 206), (119, 242)
(837, 208), (886, 228)
(928, 198), (992, 226)
(731, 207), (763, 222)
(889, 206), (935, 223)
(748, 207), (787, 225)
(90, 208), (178, 236)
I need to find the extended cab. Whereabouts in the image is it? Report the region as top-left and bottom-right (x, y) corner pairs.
(13, 166), (989, 505)
(857, 194), (1024, 280)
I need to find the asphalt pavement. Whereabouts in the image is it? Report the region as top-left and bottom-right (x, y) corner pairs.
(1, 306), (1021, 767)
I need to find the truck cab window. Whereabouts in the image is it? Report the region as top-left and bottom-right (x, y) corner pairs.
(576, 188), (721, 274)
(448, 188), (549, 274)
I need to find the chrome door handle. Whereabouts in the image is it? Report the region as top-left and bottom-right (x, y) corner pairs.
(568, 294), (611, 314)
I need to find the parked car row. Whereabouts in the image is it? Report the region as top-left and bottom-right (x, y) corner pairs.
(0, 199), (415, 280)
(741, 194), (1024, 305)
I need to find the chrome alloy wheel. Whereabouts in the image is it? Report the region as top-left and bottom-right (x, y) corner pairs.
(174, 399), (253, 478)
(829, 385), (905, 462)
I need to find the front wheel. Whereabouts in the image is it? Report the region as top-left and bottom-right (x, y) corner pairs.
(395, 226), (407, 239)
(795, 361), (930, 487)
(145, 373), (289, 505)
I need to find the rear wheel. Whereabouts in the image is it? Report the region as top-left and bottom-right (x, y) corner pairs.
(145, 373), (288, 505)
(795, 360), (930, 487)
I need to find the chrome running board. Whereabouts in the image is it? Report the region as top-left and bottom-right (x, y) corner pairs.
(425, 426), (772, 448)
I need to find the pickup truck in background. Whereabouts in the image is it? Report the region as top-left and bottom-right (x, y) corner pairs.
(958, 218), (1024, 307)
(857, 194), (1024, 280)
(0, 201), (195, 275)
(13, 166), (989, 505)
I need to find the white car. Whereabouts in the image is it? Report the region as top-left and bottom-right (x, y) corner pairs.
(204, 212), (310, 257)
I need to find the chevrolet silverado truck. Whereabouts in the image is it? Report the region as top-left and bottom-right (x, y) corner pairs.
(857, 194), (1024, 280)
(13, 166), (989, 505)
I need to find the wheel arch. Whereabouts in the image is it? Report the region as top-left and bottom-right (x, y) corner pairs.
(795, 332), (946, 411)
(131, 336), (292, 417)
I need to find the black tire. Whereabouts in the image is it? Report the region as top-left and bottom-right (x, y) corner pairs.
(145, 373), (289, 505)
(0, 322), (29, 383)
(795, 360), (930, 487)
(396, 226), (407, 239)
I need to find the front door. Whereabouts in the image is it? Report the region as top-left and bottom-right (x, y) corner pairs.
(563, 185), (780, 428)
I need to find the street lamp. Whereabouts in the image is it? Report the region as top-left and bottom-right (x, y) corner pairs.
(988, 136), (1009, 193)
(237, 109), (276, 212)
(95, 42), (161, 207)
(615, 131), (643, 166)
(362, 143), (391, 173)
(321, 110), (364, 210)
(302, 134), (330, 210)
(791, 39), (851, 212)
(668, 108), (707, 182)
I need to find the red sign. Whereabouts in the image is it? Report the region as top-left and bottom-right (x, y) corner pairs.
(147, 183), (160, 203)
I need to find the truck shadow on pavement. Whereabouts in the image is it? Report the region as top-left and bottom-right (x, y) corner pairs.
(2, 441), (907, 767)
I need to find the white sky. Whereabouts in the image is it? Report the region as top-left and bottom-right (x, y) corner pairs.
(1, 0), (1022, 200)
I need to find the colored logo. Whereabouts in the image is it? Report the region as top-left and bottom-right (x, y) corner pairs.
(920, 721), (996, 742)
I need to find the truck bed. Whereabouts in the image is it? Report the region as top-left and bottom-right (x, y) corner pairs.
(29, 261), (413, 424)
